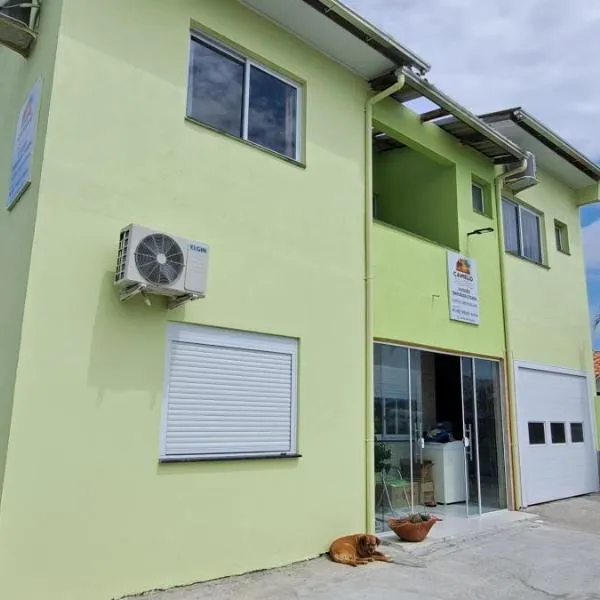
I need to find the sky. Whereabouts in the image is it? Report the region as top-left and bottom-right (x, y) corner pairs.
(345, 0), (600, 348)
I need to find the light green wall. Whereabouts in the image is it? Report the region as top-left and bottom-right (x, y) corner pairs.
(0, 1), (368, 599)
(0, 2), (63, 505)
(372, 101), (505, 358)
(374, 148), (459, 249)
(503, 169), (593, 372)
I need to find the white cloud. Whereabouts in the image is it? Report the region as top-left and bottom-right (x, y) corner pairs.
(344, 0), (600, 158)
(583, 218), (600, 271)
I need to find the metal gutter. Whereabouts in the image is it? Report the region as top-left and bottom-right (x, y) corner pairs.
(301, 0), (431, 74)
(400, 69), (528, 163)
(481, 108), (600, 181)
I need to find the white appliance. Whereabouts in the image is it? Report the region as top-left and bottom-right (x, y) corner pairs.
(423, 441), (466, 504)
(114, 224), (209, 305)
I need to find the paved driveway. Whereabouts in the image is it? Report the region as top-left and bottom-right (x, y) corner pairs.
(131, 495), (600, 600)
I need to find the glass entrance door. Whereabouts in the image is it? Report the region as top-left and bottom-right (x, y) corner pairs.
(460, 357), (507, 516)
(461, 357), (481, 516)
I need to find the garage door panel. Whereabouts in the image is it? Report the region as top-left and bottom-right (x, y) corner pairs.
(517, 366), (599, 507)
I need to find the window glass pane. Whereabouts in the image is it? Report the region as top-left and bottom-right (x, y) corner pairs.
(188, 39), (245, 137)
(502, 199), (520, 254)
(374, 344), (409, 437)
(248, 66), (298, 159)
(528, 422), (545, 445)
(550, 422), (566, 444)
(521, 209), (542, 263)
(554, 224), (562, 250)
(555, 222), (568, 253)
(570, 422), (584, 443)
(472, 184), (484, 213)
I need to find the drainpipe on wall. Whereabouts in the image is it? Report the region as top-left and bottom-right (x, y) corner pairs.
(364, 71), (405, 533)
(494, 158), (528, 511)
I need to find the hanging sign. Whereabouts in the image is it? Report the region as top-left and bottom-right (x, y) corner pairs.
(447, 251), (480, 325)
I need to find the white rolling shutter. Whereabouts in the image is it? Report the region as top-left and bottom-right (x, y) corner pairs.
(161, 324), (298, 460)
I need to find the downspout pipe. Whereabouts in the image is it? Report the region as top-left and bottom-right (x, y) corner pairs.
(494, 158), (528, 511)
(364, 71), (405, 533)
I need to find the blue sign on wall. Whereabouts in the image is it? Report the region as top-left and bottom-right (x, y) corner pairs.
(7, 78), (42, 210)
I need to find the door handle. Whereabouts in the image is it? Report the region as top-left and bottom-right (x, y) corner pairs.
(464, 424), (473, 461)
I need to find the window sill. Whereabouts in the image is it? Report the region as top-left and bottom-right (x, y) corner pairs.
(557, 249), (571, 256)
(160, 453), (302, 464)
(505, 251), (550, 270)
(185, 116), (306, 169)
(472, 208), (493, 220)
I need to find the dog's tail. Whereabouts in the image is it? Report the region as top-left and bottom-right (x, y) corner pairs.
(329, 553), (362, 567)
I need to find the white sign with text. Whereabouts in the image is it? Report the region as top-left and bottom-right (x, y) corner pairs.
(447, 251), (480, 325)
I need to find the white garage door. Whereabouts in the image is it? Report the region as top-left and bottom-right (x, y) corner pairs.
(516, 364), (599, 507)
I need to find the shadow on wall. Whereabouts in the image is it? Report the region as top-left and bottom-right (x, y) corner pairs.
(87, 270), (169, 406)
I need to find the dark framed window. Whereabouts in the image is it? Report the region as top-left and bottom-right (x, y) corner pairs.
(187, 32), (302, 161)
(502, 198), (543, 264)
(472, 183), (485, 214)
(550, 422), (566, 444)
(554, 220), (570, 254)
(570, 422), (584, 443)
(528, 422), (546, 445)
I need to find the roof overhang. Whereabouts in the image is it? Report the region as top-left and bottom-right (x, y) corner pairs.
(238, 0), (430, 80)
(372, 69), (527, 165)
(479, 108), (600, 191)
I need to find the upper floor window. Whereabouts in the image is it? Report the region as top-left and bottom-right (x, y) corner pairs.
(554, 220), (570, 254)
(471, 183), (485, 214)
(502, 198), (543, 264)
(187, 32), (302, 161)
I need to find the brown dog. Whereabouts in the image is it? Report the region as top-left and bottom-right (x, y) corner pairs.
(329, 534), (392, 567)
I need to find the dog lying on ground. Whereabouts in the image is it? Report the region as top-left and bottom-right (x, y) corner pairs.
(328, 534), (393, 567)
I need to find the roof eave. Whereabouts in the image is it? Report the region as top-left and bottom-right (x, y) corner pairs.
(306, 0), (431, 74)
(481, 108), (600, 182)
(396, 69), (527, 164)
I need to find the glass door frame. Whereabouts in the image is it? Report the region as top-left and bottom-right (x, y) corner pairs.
(460, 355), (509, 518)
(373, 340), (510, 523)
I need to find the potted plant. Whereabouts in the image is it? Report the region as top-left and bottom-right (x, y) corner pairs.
(388, 512), (440, 542)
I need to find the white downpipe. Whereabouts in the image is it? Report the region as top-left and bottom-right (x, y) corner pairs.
(494, 158), (528, 510)
(364, 73), (405, 532)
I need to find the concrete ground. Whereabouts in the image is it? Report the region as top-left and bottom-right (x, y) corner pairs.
(131, 494), (600, 600)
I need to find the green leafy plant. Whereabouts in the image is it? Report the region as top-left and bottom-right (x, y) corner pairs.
(374, 442), (391, 474)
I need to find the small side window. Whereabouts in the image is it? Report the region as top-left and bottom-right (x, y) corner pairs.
(528, 422), (546, 445)
(550, 422), (566, 444)
(472, 184), (485, 214)
(554, 220), (570, 254)
(570, 422), (584, 443)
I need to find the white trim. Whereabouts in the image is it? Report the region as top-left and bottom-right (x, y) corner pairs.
(159, 323), (299, 461)
(242, 61), (251, 141)
(187, 31), (303, 162)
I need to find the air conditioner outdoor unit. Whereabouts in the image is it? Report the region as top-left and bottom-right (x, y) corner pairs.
(0, 1), (41, 57)
(114, 224), (209, 309)
(505, 151), (537, 193)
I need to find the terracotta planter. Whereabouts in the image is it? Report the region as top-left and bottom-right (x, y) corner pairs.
(388, 516), (439, 542)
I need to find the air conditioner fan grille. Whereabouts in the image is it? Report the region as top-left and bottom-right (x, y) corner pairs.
(135, 234), (184, 286)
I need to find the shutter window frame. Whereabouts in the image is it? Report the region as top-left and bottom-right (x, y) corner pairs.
(160, 323), (298, 461)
